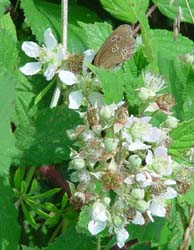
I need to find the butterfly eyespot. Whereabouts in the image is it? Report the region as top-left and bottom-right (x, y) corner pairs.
(111, 35), (117, 41)
(112, 44), (119, 53)
(116, 36), (122, 42)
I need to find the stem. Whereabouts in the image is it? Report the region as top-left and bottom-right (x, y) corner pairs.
(133, 4), (157, 35)
(50, 0), (68, 108)
(50, 81), (62, 108)
(13, 0), (20, 12)
(97, 237), (101, 250)
(185, 0), (194, 25)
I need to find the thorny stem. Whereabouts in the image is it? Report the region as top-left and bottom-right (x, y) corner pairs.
(133, 4), (157, 35)
(185, 0), (194, 25)
(50, 0), (68, 108)
(179, 207), (194, 250)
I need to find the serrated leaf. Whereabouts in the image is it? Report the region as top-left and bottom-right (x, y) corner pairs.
(43, 226), (95, 250)
(89, 65), (124, 104)
(33, 188), (61, 199)
(100, 0), (149, 23)
(79, 22), (112, 52)
(180, 185), (194, 206)
(154, 29), (194, 61)
(127, 217), (166, 244)
(164, 58), (194, 120)
(169, 118), (194, 156)
(153, 0), (194, 24)
(77, 206), (91, 235)
(14, 106), (83, 166)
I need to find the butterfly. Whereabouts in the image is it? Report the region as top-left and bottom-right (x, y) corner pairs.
(93, 24), (136, 69)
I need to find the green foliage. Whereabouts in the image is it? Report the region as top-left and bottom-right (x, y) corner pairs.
(79, 22), (112, 52)
(169, 118), (194, 156)
(153, 0), (194, 24)
(0, 68), (20, 250)
(1, 0), (194, 249)
(127, 218), (166, 244)
(14, 106), (83, 166)
(43, 226), (96, 250)
(99, 0), (149, 23)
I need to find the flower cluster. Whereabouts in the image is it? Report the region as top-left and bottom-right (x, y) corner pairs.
(68, 102), (191, 248)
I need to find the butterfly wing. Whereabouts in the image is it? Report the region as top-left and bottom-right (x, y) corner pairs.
(93, 24), (136, 69)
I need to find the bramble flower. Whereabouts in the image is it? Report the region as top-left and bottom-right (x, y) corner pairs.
(138, 71), (165, 101)
(20, 28), (66, 80)
(68, 102), (191, 249)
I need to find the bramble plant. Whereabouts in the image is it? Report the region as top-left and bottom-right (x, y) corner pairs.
(1, 0), (194, 250)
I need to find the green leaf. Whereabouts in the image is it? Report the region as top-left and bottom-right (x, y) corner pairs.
(89, 65), (124, 104)
(0, 0), (9, 16)
(33, 188), (61, 199)
(100, 0), (149, 23)
(153, 0), (194, 24)
(20, 0), (99, 52)
(0, 68), (19, 250)
(154, 29), (194, 61)
(77, 206), (91, 235)
(180, 185), (194, 206)
(0, 14), (18, 72)
(61, 193), (68, 209)
(79, 22), (112, 52)
(159, 202), (184, 250)
(22, 202), (38, 229)
(43, 226), (95, 250)
(127, 217), (166, 244)
(14, 106), (83, 166)
(166, 59), (194, 120)
(169, 118), (194, 156)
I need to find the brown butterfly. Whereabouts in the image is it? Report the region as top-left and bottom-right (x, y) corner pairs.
(93, 24), (136, 69)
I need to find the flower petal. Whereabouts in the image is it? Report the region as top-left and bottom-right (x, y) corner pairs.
(150, 200), (166, 217)
(44, 28), (57, 49)
(82, 49), (95, 74)
(132, 211), (145, 225)
(44, 63), (57, 80)
(21, 41), (41, 58)
(58, 70), (78, 85)
(20, 62), (42, 76)
(68, 90), (82, 109)
(115, 228), (129, 249)
(88, 220), (106, 235)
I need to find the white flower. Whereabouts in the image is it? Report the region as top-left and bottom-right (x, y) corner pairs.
(146, 147), (172, 176)
(68, 90), (83, 109)
(82, 49), (95, 74)
(58, 70), (78, 85)
(132, 211), (145, 225)
(88, 202), (110, 235)
(124, 116), (161, 144)
(137, 71), (165, 101)
(20, 28), (65, 80)
(149, 199), (166, 217)
(135, 171), (152, 187)
(114, 228), (129, 249)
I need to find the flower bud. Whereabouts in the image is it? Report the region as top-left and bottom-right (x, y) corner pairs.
(135, 200), (148, 212)
(99, 105), (112, 120)
(113, 215), (125, 227)
(104, 138), (118, 152)
(128, 155), (142, 169)
(69, 158), (85, 170)
(165, 116), (179, 129)
(131, 189), (145, 200)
